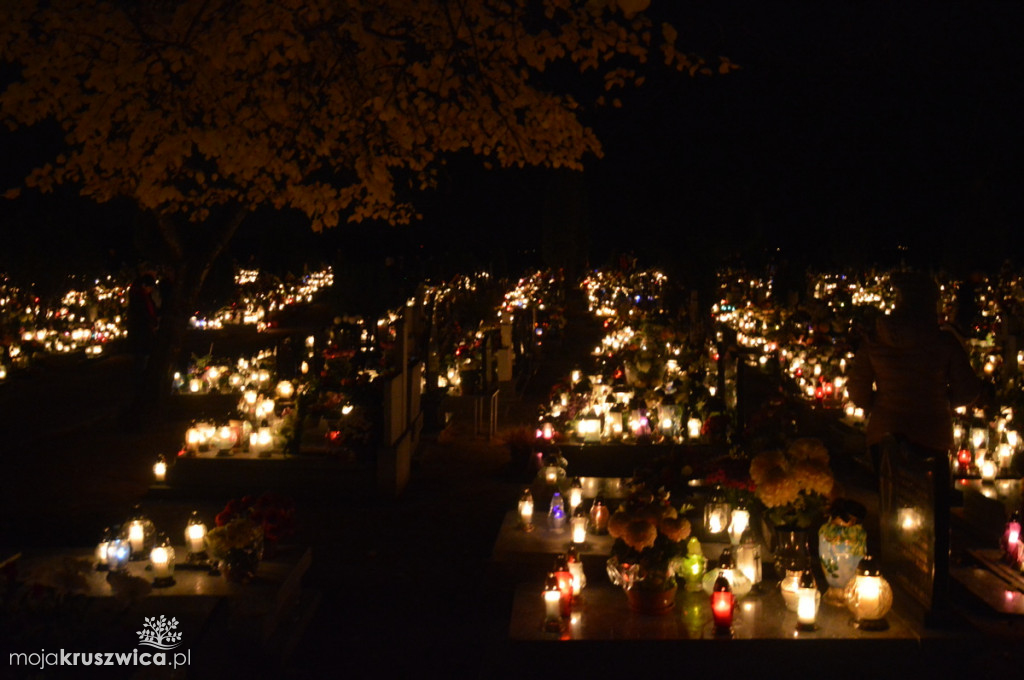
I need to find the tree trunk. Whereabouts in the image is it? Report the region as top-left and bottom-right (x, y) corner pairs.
(125, 207), (248, 424)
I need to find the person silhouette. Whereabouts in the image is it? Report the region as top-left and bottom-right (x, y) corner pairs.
(847, 270), (981, 623)
(848, 271), (981, 461)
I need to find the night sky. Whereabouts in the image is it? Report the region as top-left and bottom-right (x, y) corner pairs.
(2, 2), (1023, 286)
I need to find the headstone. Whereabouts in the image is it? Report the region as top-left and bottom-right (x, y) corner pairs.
(496, 347), (514, 382)
(878, 436), (949, 618)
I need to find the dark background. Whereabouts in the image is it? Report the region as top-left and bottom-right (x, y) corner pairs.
(2, 1), (1022, 295)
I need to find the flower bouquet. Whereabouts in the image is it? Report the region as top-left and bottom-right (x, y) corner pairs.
(749, 437), (834, 530)
(214, 492), (296, 551)
(206, 518), (263, 583)
(210, 493), (297, 580)
(605, 484), (692, 613)
(749, 437), (835, 572)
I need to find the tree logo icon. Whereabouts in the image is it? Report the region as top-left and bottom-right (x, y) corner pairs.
(137, 615), (183, 650)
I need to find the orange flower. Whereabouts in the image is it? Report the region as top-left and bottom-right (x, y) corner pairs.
(749, 449), (787, 485)
(659, 516), (691, 542)
(756, 467), (800, 508)
(623, 519), (658, 551)
(792, 460), (834, 496)
(608, 511), (632, 539)
(787, 437), (830, 465)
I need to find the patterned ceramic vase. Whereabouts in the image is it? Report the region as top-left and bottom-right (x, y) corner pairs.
(818, 519), (867, 604)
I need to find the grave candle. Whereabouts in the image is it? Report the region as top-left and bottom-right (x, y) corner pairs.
(543, 573), (562, 632)
(796, 570), (819, 631)
(710, 572), (734, 636)
(518, 489), (535, 531)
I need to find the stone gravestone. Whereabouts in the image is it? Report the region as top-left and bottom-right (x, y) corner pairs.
(878, 435), (950, 621)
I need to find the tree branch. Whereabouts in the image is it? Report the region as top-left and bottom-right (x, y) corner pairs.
(155, 212), (185, 262)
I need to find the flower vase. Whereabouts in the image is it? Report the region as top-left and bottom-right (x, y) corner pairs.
(770, 526), (813, 575)
(818, 521), (867, 605)
(222, 539), (263, 583)
(626, 584), (678, 615)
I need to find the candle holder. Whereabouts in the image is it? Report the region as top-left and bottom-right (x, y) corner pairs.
(710, 571), (735, 638)
(571, 505), (588, 546)
(567, 545), (586, 596)
(728, 506), (750, 546)
(553, 554), (573, 616)
(736, 527), (762, 590)
(152, 455), (168, 484)
(681, 537), (707, 592)
(149, 534), (176, 588)
(703, 486), (731, 539)
(1002, 511), (1021, 566)
(702, 547), (752, 598)
(122, 507), (155, 560)
(548, 492), (567, 532)
(95, 526), (117, 571)
(795, 569), (820, 631)
(588, 496), (609, 535)
(569, 477), (583, 514)
(518, 489), (535, 532)
(185, 511), (210, 563)
(105, 537), (131, 572)
(542, 573), (564, 633)
(845, 555), (892, 631)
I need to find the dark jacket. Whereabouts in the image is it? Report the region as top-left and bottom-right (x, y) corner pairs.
(847, 313), (981, 453)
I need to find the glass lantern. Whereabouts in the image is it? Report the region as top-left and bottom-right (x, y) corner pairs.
(568, 478), (583, 513)
(780, 568), (802, 611)
(728, 506), (750, 545)
(185, 511), (209, 561)
(687, 416), (702, 440)
(152, 455), (167, 483)
(275, 380), (295, 400)
(735, 527), (762, 587)
(548, 492), (568, 532)
(567, 545), (587, 596)
(212, 423), (236, 454)
(703, 486), (731, 538)
(576, 415), (602, 443)
(571, 505), (588, 545)
(553, 554), (573, 615)
(543, 573), (563, 633)
(702, 547), (752, 598)
(1002, 511), (1021, 565)
(845, 555), (893, 630)
(606, 405), (625, 439)
(122, 507), (156, 560)
(184, 421), (204, 454)
(149, 534), (176, 587)
(539, 455), (567, 486)
(710, 571), (735, 636)
(250, 419), (274, 456)
(796, 569), (820, 631)
(681, 537), (707, 592)
(588, 496), (609, 535)
(105, 536), (131, 571)
(518, 488), (535, 532)
(95, 526), (117, 571)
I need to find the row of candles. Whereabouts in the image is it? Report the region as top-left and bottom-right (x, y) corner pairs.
(2, 265), (334, 379)
(537, 269), (724, 444)
(716, 269), (1024, 479)
(523, 475), (894, 636)
(434, 271), (560, 396)
(1, 275), (127, 370)
(539, 536), (894, 637)
(95, 510), (212, 587)
(187, 266), (334, 332)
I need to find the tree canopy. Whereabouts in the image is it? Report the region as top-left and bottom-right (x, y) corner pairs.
(1, 0), (732, 230)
